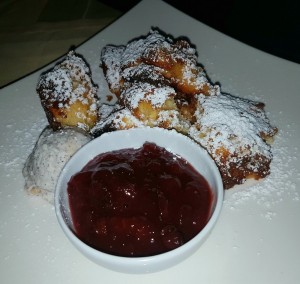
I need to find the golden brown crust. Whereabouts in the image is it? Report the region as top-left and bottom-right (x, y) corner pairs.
(188, 92), (277, 189)
(101, 45), (125, 97)
(101, 30), (216, 98)
(141, 39), (212, 95)
(37, 51), (99, 131)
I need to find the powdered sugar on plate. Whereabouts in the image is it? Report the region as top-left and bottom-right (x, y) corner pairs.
(0, 118), (48, 179)
(224, 121), (300, 219)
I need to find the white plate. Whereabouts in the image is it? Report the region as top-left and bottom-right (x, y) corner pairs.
(0, 0), (300, 283)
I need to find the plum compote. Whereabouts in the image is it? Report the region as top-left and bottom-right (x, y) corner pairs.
(67, 142), (213, 257)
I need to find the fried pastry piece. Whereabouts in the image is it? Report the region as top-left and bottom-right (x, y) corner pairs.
(122, 63), (199, 124)
(91, 100), (190, 137)
(120, 81), (176, 123)
(140, 36), (213, 96)
(101, 45), (125, 97)
(37, 51), (99, 131)
(120, 30), (167, 69)
(101, 29), (217, 97)
(101, 54), (195, 133)
(188, 92), (278, 189)
(122, 63), (172, 87)
(91, 105), (145, 137)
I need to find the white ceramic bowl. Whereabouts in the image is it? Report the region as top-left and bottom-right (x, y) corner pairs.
(55, 127), (223, 273)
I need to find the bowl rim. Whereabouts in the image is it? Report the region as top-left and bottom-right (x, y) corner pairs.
(54, 127), (224, 273)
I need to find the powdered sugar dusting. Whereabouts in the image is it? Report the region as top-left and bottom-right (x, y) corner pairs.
(121, 82), (176, 109)
(99, 29), (280, 189)
(9, 28), (298, 220)
(0, 119), (48, 178)
(191, 92), (276, 159)
(101, 45), (125, 94)
(37, 51), (99, 131)
(37, 51), (97, 109)
(92, 106), (145, 134)
(224, 123), (300, 219)
(121, 30), (168, 68)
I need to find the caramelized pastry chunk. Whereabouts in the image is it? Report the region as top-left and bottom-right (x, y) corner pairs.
(91, 105), (145, 137)
(189, 92), (278, 188)
(37, 51), (99, 131)
(101, 29), (217, 97)
(101, 45), (125, 97)
(120, 82), (177, 123)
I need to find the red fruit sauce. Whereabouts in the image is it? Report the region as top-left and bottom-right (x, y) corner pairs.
(67, 142), (213, 257)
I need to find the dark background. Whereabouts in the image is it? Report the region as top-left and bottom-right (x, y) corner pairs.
(1, 0), (299, 87)
(99, 0), (300, 64)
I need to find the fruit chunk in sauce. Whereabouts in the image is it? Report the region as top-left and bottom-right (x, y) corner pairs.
(67, 142), (213, 257)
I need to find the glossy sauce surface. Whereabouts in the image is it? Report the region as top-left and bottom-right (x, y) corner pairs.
(67, 142), (213, 257)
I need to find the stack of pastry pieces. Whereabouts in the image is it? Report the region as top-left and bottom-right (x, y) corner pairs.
(95, 29), (277, 189)
(95, 29), (218, 135)
(23, 28), (278, 201)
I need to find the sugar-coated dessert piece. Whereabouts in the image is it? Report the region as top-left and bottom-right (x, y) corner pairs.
(91, 105), (145, 137)
(120, 82), (177, 124)
(101, 29), (218, 97)
(91, 100), (190, 137)
(37, 51), (99, 131)
(140, 36), (212, 95)
(189, 92), (278, 189)
(122, 63), (172, 88)
(101, 45), (125, 97)
(100, 30), (216, 135)
(22, 127), (91, 203)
